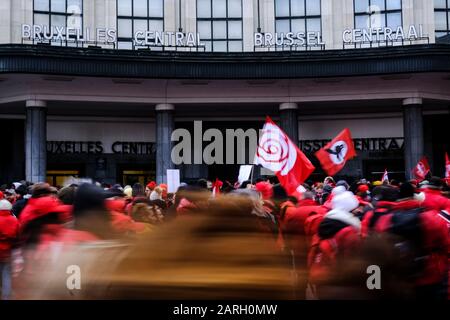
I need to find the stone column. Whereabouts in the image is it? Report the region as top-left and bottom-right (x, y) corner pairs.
(279, 102), (299, 145)
(403, 98), (424, 180)
(155, 103), (175, 184)
(25, 100), (47, 183)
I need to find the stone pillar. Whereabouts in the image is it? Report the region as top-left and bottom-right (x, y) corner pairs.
(279, 102), (299, 145)
(25, 100), (47, 183)
(155, 103), (175, 184)
(403, 98), (424, 180)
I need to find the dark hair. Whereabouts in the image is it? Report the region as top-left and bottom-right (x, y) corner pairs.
(399, 182), (415, 199)
(239, 180), (251, 189)
(58, 186), (77, 205)
(132, 183), (145, 197)
(31, 183), (53, 198)
(196, 179), (208, 189)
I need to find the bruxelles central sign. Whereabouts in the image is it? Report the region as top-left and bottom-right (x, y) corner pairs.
(21, 24), (203, 47)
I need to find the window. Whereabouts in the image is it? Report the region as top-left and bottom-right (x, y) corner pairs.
(354, 0), (402, 30)
(33, 0), (83, 42)
(274, 0), (322, 49)
(197, 0), (243, 52)
(435, 0), (450, 38)
(117, 0), (164, 49)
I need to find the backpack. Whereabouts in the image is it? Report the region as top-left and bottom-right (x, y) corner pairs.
(367, 207), (427, 279)
(308, 225), (355, 284)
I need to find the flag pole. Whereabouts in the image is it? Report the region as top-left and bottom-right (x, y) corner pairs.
(250, 165), (255, 185)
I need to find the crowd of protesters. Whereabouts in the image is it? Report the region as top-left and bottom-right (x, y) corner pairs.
(0, 175), (449, 299)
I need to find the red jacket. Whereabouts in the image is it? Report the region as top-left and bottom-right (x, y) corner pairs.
(0, 210), (20, 261)
(421, 188), (450, 211)
(19, 196), (72, 232)
(308, 219), (360, 284)
(362, 199), (448, 286)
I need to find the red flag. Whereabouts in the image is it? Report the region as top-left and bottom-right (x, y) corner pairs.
(381, 169), (389, 182)
(315, 128), (356, 176)
(413, 157), (430, 181)
(212, 178), (223, 197)
(254, 117), (315, 195)
(445, 152), (450, 184)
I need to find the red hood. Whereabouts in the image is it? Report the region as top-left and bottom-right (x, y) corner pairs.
(19, 197), (72, 229)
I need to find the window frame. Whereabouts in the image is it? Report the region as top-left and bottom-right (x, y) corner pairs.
(273, 0), (323, 50)
(196, 0), (244, 52)
(353, 0), (403, 31)
(33, 0), (84, 44)
(116, 0), (165, 49)
(434, 0), (450, 37)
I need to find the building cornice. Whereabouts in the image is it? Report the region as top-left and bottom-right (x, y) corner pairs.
(1, 44), (450, 79)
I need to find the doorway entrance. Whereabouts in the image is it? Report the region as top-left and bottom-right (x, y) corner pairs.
(118, 164), (155, 186)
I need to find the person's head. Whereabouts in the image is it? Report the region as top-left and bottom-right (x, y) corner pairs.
(371, 185), (399, 202)
(331, 191), (359, 213)
(31, 183), (54, 198)
(132, 183), (145, 198)
(58, 186), (77, 205)
(15, 184), (28, 197)
(357, 184), (369, 196)
(0, 191), (12, 212)
(149, 187), (163, 201)
(254, 181), (273, 201)
(336, 180), (349, 190)
(72, 183), (112, 238)
(131, 202), (164, 225)
(196, 179), (208, 189)
(123, 185), (132, 198)
(399, 182), (416, 200)
(145, 181), (156, 196)
(324, 176), (335, 186)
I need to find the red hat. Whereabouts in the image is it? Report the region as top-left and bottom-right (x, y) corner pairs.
(357, 184), (369, 193)
(146, 181), (156, 190)
(255, 182), (273, 200)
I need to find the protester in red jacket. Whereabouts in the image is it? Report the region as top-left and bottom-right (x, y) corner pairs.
(362, 182), (448, 299)
(419, 177), (450, 211)
(0, 192), (19, 299)
(280, 191), (328, 299)
(307, 190), (362, 299)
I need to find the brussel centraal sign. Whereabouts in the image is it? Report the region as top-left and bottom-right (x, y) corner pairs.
(253, 25), (427, 48)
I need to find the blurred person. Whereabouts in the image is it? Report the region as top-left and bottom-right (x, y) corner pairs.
(149, 186), (163, 201)
(11, 184), (30, 218)
(131, 183), (145, 199)
(307, 191), (363, 299)
(123, 185), (132, 198)
(419, 176), (450, 211)
(361, 182), (448, 300)
(57, 185), (77, 205)
(144, 181), (156, 198)
(22, 194), (293, 299)
(0, 192), (19, 300)
(280, 191), (329, 299)
(131, 202), (164, 233)
(19, 183), (72, 241)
